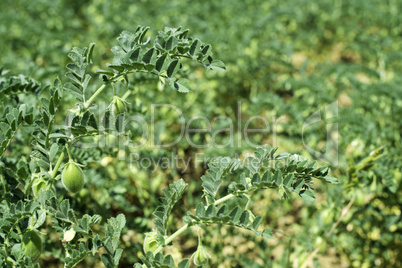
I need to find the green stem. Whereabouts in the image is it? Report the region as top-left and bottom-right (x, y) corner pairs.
(204, 196), (210, 206)
(197, 226), (202, 246)
(15, 225), (23, 240)
(215, 194), (235, 206)
(166, 223), (189, 245)
(63, 248), (71, 268)
(112, 82), (116, 96)
(152, 223), (189, 255)
(84, 83), (107, 109)
(51, 151), (65, 179)
(65, 144), (72, 160)
(95, 69), (163, 102)
(153, 193), (237, 255)
(83, 71), (134, 109)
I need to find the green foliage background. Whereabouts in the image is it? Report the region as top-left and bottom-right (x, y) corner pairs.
(1, 0), (401, 267)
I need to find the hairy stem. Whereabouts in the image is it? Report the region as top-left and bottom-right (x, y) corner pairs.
(215, 194), (235, 206)
(84, 68), (165, 109)
(84, 83), (107, 109)
(112, 82), (116, 96)
(166, 223), (189, 245)
(153, 193), (237, 255)
(65, 144), (72, 160)
(51, 151), (65, 179)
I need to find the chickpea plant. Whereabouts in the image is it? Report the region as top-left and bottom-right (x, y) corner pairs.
(0, 26), (338, 267)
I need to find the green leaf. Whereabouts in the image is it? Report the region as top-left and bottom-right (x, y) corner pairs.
(283, 174), (294, 187)
(114, 248), (123, 266)
(86, 43), (95, 64)
(273, 170), (282, 185)
(100, 254), (114, 268)
(165, 36), (178, 51)
(163, 255), (175, 266)
(95, 69), (115, 76)
(0, 122), (11, 136)
(293, 179), (304, 194)
(167, 59), (180, 78)
(155, 54), (168, 73)
(239, 210), (250, 225)
(189, 39), (201, 57)
(104, 214), (126, 256)
(152, 179), (188, 236)
(49, 97), (55, 115)
(252, 216), (263, 230)
(323, 176), (339, 184)
(206, 204), (216, 217)
(64, 243), (89, 268)
(196, 203), (206, 217)
(145, 63), (154, 72)
(65, 72), (82, 86)
(88, 113), (98, 130)
(90, 234), (102, 255)
(102, 110), (113, 130)
(178, 259), (190, 268)
(129, 47), (141, 62)
(106, 64), (125, 73)
(142, 48), (156, 64)
(64, 83), (83, 101)
(132, 62), (144, 70)
(262, 228), (273, 239)
(49, 143), (58, 162)
(137, 26), (150, 44)
(229, 206), (242, 224)
(31, 209), (46, 229)
(173, 78), (191, 93)
(206, 60), (226, 71)
(300, 190), (315, 201)
(66, 63), (85, 79)
(201, 44), (212, 57)
(81, 74), (91, 93)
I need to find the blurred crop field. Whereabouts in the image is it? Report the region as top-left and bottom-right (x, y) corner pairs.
(1, 0), (401, 267)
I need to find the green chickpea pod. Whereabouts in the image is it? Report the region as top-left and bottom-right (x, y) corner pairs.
(62, 161), (84, 194)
